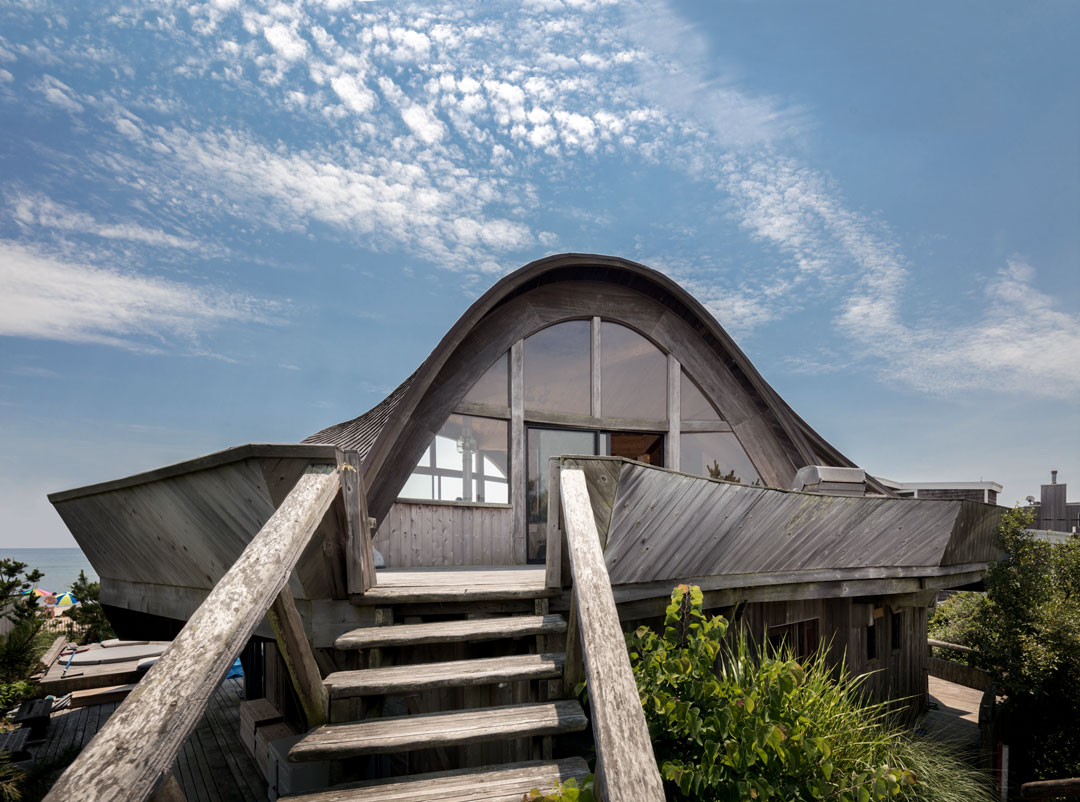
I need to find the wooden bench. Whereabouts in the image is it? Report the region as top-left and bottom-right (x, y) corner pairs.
(12, 698), (54, 739)
(0, 726), (31, 759)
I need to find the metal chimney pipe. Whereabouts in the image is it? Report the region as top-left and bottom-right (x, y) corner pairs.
(1051, 470), (1058, 484)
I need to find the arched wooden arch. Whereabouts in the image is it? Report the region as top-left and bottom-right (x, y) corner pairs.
(306, 254), (882, 565)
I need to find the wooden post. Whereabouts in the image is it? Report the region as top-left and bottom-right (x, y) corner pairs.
(148, 775), (186, 802)
(267, 585), (327, 729)
(44, 463), (341, 802)
(340, 450), (376, 595)
(560, 468), (665, 802)
(544, 457), (563, 589)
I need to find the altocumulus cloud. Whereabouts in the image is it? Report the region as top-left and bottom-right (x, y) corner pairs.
(0, 241), (276, 350)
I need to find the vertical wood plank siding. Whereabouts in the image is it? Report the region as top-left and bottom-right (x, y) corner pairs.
(374, 503), (514, 567)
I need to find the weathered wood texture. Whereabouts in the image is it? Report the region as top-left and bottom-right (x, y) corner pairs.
(324, 653), (565, 698)
(373, 502), (513, 567)
(289, 701), (587, 761)
(334, 614), (566, 650)
(601, 460), (1002, 586)
(560, 468), (665, 802)
(267, 585), (327, 729)
(280, 757), (591, 802)
(51, 448), (348, 618)
(927, 656), (992, 692)
(339, 450), (376, 594)
(353, 567), (549, 605)
(44, 463), (341, 802)
(1021, 778), (1080, 800)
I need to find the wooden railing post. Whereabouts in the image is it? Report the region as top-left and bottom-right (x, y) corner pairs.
(340, 450), (376, 595)
(267, 585), (327, 728)
(44, 463), (341, 802)
(560, 468), (664, 802)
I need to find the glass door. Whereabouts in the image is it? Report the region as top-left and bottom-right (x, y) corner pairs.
(525, 427), (664, 563)
(526, 428), (598, 563)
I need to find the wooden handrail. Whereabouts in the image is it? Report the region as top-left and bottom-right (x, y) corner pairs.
(44, 462), (342, 802)
(1022, 778), (1080, 799)
(560, 468), (664, 802)
(927, 638), (974, 654)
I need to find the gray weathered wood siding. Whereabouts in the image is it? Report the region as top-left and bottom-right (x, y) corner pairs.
(49, 446), (350, 627)
(602, 461), (1000, 587)
(727, 597), (928, 711)
(374, 502), (516, 567)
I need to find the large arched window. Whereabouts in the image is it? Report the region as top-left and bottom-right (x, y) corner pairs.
(399, 319), (759, 524)
(523, 320), (591, 414)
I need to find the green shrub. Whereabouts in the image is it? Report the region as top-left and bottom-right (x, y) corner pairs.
(64, 571), (114, 645)
(625, 584), (996, 802)
(524, 775), (595, 801)
(927, 592), (985, 664)
(964, 508), (1080, 783)
(0, 681), (33, 713)
(628, 584), (913, 801)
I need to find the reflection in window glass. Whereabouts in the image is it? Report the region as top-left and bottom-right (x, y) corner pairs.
(400, 415), (509, 503)
(463, 353), (509, 407)
(601, 322), (666, 420)
(680, 432), (759, 484)
(524, 321), (591, 414)
(680, 371), (721, 421)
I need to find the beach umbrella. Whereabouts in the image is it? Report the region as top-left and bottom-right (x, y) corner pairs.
(30, 588), (54, 598)
(54, 592), (77, 607)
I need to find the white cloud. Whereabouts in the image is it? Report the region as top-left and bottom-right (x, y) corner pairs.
(0, 69), (12, 84)
(33, 74), (83, 113)
(11, 194), (200, 251)
(0, 241), (272, 349)
(263, 23), (308, 62)
(330, 73), (376, 113)
(400, 104), (446, 144)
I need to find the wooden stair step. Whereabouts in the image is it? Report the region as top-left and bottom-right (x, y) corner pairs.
(353, 585), (557, 604)
(325, 653), (565, 698)
(278, 757), (591, 801)
(289, 701), (588, 761)
(334, 614), (566, 650)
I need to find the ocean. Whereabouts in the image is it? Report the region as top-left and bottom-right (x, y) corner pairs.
(0, 548), (98, 595)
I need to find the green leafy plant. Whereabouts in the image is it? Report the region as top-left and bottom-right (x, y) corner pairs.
(628, 584), (915, 801)
(64, 571), (114, 645)
(960, 508), (1080, 783)
(0, 680), (33, 713)
(523, 775), (595, 801)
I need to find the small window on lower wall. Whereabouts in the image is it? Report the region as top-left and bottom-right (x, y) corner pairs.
(767, 619), (819, 662)
(680, 432), (760, 485)
(867, 620), (878, 662)
(399, 415), (508, 504)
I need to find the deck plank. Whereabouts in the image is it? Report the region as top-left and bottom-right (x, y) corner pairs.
(290, 701), (587, 761)
(326, 654), (565, 698)
(279, 758), (591, 802)
(335, 615), (566, 650)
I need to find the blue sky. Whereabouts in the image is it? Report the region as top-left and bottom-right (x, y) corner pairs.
(1, 0), (1078, 547)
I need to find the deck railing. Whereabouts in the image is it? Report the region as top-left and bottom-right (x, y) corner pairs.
(44, 460), (373, 802)
(556, 466), (665, 802)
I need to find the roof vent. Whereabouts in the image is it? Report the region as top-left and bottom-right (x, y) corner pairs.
(1051, 470), (1058, 485)
(792, 466), (867, 497)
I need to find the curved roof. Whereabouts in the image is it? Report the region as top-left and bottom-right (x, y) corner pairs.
(304, 253), (890, 517)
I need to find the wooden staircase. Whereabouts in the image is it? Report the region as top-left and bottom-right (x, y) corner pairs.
(280, 595), (591, 801)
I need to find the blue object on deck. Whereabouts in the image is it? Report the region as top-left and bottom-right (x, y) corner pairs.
(226, 658), (244, 679)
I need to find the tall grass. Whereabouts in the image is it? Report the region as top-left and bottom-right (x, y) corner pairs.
(698, 623), (997, 802)
(726, 635), (997, 802)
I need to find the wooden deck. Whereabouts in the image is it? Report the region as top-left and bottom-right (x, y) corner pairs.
(358, 566), (549, 603)
(29, 677), (266, 802)
(918, 676), (983, 754)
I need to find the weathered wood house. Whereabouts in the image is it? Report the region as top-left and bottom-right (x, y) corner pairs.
(46, 254), (1001, 802)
